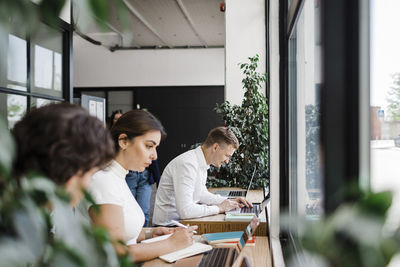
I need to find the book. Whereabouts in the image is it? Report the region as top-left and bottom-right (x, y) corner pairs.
(225, 213), (254, 222)
(213, 236), (256, 247)
(159, 242), (212, 263)
(202, 231), (243, 244)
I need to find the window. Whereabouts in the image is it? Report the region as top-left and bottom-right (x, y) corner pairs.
(31, 23), (63, 97)
(279, 0), (365, 264)
(288, 0), (323, 224)
(0, 93), (27, 129)
(0, 16), (71, 129)
(370, 0), (400, 230)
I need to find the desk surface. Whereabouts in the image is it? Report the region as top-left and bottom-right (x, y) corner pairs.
(142, 236), (271, 267)
(179, 188), (266, 235)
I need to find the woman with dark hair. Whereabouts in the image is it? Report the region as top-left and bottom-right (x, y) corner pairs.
(86, 109), (196, 262)
(12, 103), (115, 206)
(108, 109), (123, 129)
(7, 103), (120, 266)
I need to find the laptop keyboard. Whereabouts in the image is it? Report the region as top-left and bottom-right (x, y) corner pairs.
(228, 191), (247, 197)
(240, 204), (260, 215)
(199, 248), (230, 267)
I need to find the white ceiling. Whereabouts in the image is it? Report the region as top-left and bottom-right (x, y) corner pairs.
(73, 0), (225, 50)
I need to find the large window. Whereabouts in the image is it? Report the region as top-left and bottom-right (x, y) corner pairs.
(370, 0), (400, 231)
(279, 0), (367, 263)
(287, 0), (323, 225)
(0, 16), (71, 129)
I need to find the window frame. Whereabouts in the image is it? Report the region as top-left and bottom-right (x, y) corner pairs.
(0, 12), (73, 121)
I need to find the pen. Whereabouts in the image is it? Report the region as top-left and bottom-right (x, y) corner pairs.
(171, 220), (198, 233)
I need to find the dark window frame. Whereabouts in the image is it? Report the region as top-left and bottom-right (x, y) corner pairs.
(0, 13), (73, 113)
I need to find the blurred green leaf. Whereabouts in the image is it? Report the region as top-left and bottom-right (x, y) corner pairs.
(0, 117), (15, 179)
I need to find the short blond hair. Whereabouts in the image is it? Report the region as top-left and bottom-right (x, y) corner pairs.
(203, 127), (239, 149)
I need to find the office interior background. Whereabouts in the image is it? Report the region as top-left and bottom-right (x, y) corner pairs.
(1, 0), (400, 265)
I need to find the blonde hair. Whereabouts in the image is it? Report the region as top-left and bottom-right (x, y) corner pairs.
(203, 127), (239, 148)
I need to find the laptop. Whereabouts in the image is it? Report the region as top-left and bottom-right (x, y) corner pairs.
(225, 186), (270, 216)
(215, 167), (257, 198)
(172, 217), (259, 267)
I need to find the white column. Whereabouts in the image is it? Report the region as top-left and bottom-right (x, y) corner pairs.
(225, 0), (266, 105)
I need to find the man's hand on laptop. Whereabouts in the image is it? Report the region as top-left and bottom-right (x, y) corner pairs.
(232, 197), (253, 208)
(218, 199), (240, 213)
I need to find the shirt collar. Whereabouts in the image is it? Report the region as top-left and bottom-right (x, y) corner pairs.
(195, 146), (210, 170)
(109, 160), (129, 178)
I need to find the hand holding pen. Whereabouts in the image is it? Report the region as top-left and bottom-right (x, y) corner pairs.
(171, 220), (198, 234)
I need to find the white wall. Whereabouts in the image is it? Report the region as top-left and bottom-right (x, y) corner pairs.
(60, 0), (71, 24)
(225, 0), (266, 105)
(73, 36), (224, 87)
(269, 0), (285, 266)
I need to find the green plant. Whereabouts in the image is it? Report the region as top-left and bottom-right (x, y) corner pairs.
(0, 118), (133, 266)
(0, 0), (128, 35)
(285, 187), (400, 267)
(305, 104), (321, 190)
(210, 54), (269, 189)
(386, 72), (400, 121)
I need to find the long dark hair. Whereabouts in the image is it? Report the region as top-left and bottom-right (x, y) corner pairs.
(110, 110), (166, 152)
(12, 103), (115, 185)
(108, 109), (123, 129)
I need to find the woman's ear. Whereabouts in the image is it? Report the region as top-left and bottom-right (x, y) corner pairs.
(118, 133), (129, 150)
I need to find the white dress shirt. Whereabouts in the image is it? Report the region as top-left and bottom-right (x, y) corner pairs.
(87, 160), (145, 244)
(153, 146), (226, 226)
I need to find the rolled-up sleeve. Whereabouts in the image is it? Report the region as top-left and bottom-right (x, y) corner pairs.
(174, 163), (220, 219)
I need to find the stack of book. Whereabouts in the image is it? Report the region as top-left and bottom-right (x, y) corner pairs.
(202, 231), (255, 246)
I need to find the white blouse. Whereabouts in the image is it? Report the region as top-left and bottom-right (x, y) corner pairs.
(88, 160), (145, 244)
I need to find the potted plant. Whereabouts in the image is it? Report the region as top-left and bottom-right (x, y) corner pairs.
(209, 54), (269, 189)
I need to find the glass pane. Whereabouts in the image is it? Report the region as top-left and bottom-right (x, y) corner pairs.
(31, 23), (63, 97)
(370, 0), (400, 231)
(31, 97), (60, 109)
(0, 93), (27, 129)
(108, 91), (133, 116)
(0, 23), (27, 91)
(288, 0), (323, 222)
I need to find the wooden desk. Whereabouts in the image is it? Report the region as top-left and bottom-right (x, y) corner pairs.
(180, 188), (266, 236)
(142, 237), (272, 267)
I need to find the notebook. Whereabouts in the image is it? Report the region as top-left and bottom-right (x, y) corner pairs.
(225, 214), (255, 222)
(215, 167), (257, 198)
(159, 242), (213, 263)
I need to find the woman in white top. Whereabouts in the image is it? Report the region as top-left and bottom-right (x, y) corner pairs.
(88, 109), (195, 262)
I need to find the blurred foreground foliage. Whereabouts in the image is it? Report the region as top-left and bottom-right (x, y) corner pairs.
(0, 119), (133, 266)
(283, 186), (400, 267)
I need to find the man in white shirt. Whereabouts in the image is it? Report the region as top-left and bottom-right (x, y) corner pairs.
(153, 127), (251, 226)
